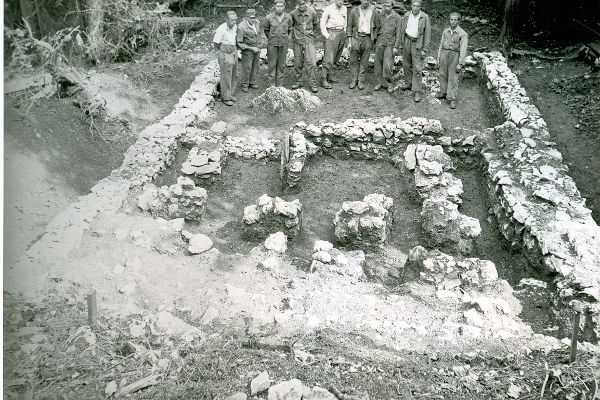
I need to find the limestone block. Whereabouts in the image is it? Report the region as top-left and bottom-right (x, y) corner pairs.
(137, 176), (207, 221)
(243, 195), (303, 239)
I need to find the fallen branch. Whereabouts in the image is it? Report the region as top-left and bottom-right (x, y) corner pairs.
(116, 374), (161, 396)
(511, 48), (578, 60)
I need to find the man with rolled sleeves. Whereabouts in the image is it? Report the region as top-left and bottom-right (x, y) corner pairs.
(436, 12), (468, 109)
(290, 0), (319, 92)
(264, 0), (293, 86)
(213, 11), (239, 106)
(237, 9), (261, 93)
(399, 0), (431, 102)
(320, 0), (347, 89)
(347, 0), (377, 90)
(373, 0), (401, 93)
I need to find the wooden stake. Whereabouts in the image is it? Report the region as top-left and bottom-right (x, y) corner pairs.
(570, 311), (580, 364)
(87, 289), (97, 327)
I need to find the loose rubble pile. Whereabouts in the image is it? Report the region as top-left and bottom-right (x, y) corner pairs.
(406, 246), (526, 338)
(309, 240), (366, 280)
(243, 195), (303, 239)
(180, 145), (223, 181)
(421, 199), (481, 254)
(250, 86), (322, 114)
(137, 176), (207, 221)
(477, 51), (600, 335)
(333, 194), (394, 250)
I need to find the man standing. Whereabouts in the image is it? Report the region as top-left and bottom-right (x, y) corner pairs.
(436, 12), (468, 109)
(290, 0), (319, 92)
(347, 0), (377, 90)
(373, 0), (401, 93)
(399, 0), (431, 102)
(264, 0), (293, 87)
(237, 9), (261, 93)
(320, 0), (347, 89)
(213, 11), (239, 106)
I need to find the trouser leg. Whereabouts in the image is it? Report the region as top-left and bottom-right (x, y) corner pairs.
(267, 44), (277, 79)
(438, 49), (449, 95)
(446, 51), (460, 100)
(240, 49), (252, 88)
(304, 41), (317, 86)
(231, 55), (239, 94)
(334, 32), (345, 64)
(402, 38), (413, 87)
(382, 45), (393, 84)
(293, 42), (304, 82)
(411, 42), (423, 93)
(276, 45), (287, 82)
(218, 51), (234, 101)
(357, 36), (372, 84)
(349, 39), (360, 82)
(249, 51), (260, 86)
(322, 31), (342, 78)
(374, 45), (384, 85)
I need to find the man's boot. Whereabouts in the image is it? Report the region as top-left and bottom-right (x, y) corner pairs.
(357, 81), (365, 90)
(321, 77), (332, 89)
(292, 82), (302, 89)
(413, 92), (422, 102)
(349, 80), (357, 89)
(449, 99), (457, 109)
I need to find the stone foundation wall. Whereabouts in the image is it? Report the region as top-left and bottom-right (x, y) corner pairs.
(475, 51), (600, 338)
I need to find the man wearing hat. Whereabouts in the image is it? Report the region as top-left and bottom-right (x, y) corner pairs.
(373, 0), (401, 93)
(398, 0), (431, 102)
(346, 0), (377, 90)
(264, 0), (293, 86)
(290, 0), (320, 92)
(237, 8), (262, 93)
(320, 0), (347, 89)
(436, 11), (468, 109)
(213, 10), (240, 106)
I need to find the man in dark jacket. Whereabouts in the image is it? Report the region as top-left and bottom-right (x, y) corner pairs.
(264, 0), (293, 87)
(346, 0), (377, 89)
(398, 0), (431, 102)
(290, 0), (320, 92)
(373, 0), (401, 93)
(237, 8), (261, 92)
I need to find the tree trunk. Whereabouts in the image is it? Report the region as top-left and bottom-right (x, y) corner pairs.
(86, 0), (105, 61)
(19, 0), (40, 36)
(500, 0), (519, 56)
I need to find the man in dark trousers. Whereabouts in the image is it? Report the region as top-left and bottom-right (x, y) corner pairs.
(264, 0), (293, 87)
(213, 11), (239, 106)
(373, 0), (401, 93)
(347, 0), (377, 90)
(237, 8), (261, 93)
(436, 11), (468, 109)
(399, 0), (431, 102)
(290, 0), (320, 92)
(319, 0), (347, 89)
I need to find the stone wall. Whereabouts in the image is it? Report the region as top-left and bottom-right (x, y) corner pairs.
(475, 51), (600, 338)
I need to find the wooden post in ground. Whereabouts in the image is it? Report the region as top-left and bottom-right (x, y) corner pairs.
(87, 289), (97, 327)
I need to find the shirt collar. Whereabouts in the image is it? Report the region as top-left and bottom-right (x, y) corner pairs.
(410, 11), (421, 19)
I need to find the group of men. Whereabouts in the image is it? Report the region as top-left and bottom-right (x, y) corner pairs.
(213, 0), (468, 108)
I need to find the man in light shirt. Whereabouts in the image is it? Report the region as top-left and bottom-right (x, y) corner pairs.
(436, 12), (468, 109)
(237, 9), (261, 93)
(213, 11), (240, 106)
(347, 0), (377, 90)
(398, 0), (431, 102)
(320, 0), (347, 89)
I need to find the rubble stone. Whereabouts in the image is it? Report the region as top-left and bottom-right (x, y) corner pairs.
(188, 233), (213, 254)
(181, 145), (224, 181)
(334, 194), (394, 249)
(243, 195), (303, 239)
(251, 371), (271, 395)
(264, 232), (288, 253)
(421, 199), (481, 254)
(137, 176), (207, 221)
(251, 87), (321, 113)
(267, 379), (303, 400)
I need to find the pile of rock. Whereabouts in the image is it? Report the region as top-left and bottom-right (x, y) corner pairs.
(181, 145), (223, 181)
(309, 240), (366, 280)
(421, 199), (481, 254)
(243, 195), (303, 238)
(137, 176), (207, 221)
(283, 131), (309, 188)
(333, 194), (394, 250)
(405, 143), (463, 204)
(250, 86), (321, 114)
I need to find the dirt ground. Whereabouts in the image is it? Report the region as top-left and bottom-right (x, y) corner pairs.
(3, 0), (600, 399)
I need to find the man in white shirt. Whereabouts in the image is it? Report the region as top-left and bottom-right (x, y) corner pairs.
(398, 0), (431, 102)
(213, 11), (240, 106)
(320, 0), (347, 89)
(347, 0), (377, 89)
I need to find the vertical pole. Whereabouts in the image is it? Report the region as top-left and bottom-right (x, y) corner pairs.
(87, 289), (97, 327)
(569, 311), (580, 364)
